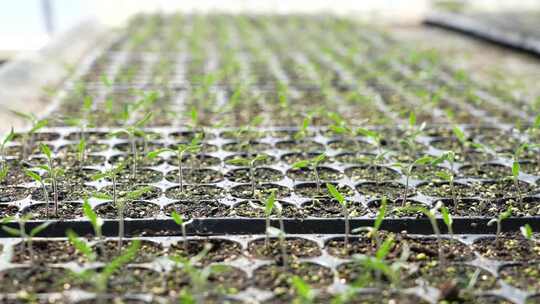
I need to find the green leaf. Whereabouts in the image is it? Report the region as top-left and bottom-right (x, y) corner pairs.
(101, 240), (140, 280)
(124, 186), (152, 201)
(171, 211), (184, 226)
(134, 112), (153, 128)
(441, 206), (453, 230)
(435, 171), (452, 181)
(67, 229), (95, 261)
(2, 226), (21, 236)
(374, 196), (387, 230)
(375, 235), (394, 260)
(83, 198), (103, 233)
(512, 161), (520, 178)
(520, 224), (533, 240)
(23, 170), (41, 183)
(264, 191), (276, 216)
(500, 207), (513, 221)
(227, 157), (250, 166)
(0, 165), (9, 182)
(2, 127), (15, 146)
(30, 221), (51, 237)
(101, 74), (112, 87)
(40, 144), (52, 159)
(91, 172), (108, 181)
(326, 183), (345, 206)
(291, 276), (312, 299)
(292, 160), (309, 169)
(414, 155), (434, 166)
(147, 148), (171, 159)
(313, 153), (326, 165)
(452, 126), (466, 143)
(92, 192), (113, 201)
(408, 111), (416, 127)
(30, 119), (49, 134)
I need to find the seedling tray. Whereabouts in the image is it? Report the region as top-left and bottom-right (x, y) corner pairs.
(425, 11), (540, 57)
(0, 233), (539, 304)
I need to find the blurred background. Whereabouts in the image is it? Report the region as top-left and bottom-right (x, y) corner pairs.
(1, 0), (539, 61)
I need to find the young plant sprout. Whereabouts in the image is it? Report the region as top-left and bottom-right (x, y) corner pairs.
(356, 127), (384, 161)
(94, 185), (152, 252)
(37, 144), (64, 217)
(401, 111), (426, 155)
(0, 128), (15, 182)
(352, 234), (411, 289)
(292, 153), (326, 194)
(441, 205), (454, 237)
(353, 196), (387, 249)
(64, 95), (94, 161)
(267, 200), (287, 269)
(291, 276), (315, 304)
(227, 154), (269, 196)
(169, 243), (232, 303)
(510, 143), (540, 204)
(148, 133), (202, 193)
(327, 183), (350, 253)
(171, 211), (191, 252)
(520, 224), (539, 253)
(487, 207), (512, 247)
(263, 190), (277, 248)
(293, 116), (311, 142)
(67, 235), (140, 304)
(398, 202), (446, 267)
(234, 115), (263, 153)
(1, 215), (51, 264)
(432, 151), (458, 210)
(10, 111), (48, 159)
(82, 197), (106, 255)
(25, 169), (50, 218)
(394, 155), (434, 206)
(111, 112), (153, 180)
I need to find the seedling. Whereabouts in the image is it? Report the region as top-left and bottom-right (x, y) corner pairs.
(352, 234), (411, 289)
(510, 143), (540, 204)
(148, 133), (202, 193)
(82, 197), (106, 255)
(356, 127), (384, 160)
(171, 211), (191, 252)
(25, 170), (50, 218)
(93, 185), (152, 252)
(441, 205), (454, 237)
(63, 95), (94, 161)
(227, 154), (269, 196)
(353, 196), (387, 249)
(432, 151), (458, 210)
(234, 115), (264, 153)
(110, 112), (153, 180)
(293, 116), (311, 142)
(520, 224), (538, 251)
(393, 155), (434, 206)
(169, 243), (232, 303)
(10, 111), (48, 159)
(0, 128), (15, 182)
(291, 276), (315, 304)
(267, 201), (287, 269)
(68, 237), (140, 304)
(401, 111), (426, 155)
(292, 153), (326, 194)
(1, 215), (51, 264)
(37, 144), (64, 217)
(397, 202), (446, 267)
(487, 207), (512, 247)
(263, 190), (277, 248)
(327, 183), (350, 253)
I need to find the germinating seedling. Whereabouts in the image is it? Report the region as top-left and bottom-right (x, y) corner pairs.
(397, 202), (446, 267)
(0, 128), (15, 182)
(487, 207), (513, 247)
(10, 111), (48, 159)
(520, 224), (539, 252)
(227, 154), (269, 196)
(111, 112), (153, 180)
(36, 144), (64, 217)
(510, 143), (540, 204)
(400, 111), (426, 155)
(82, 197), (106, 255)
(93, 185), (152, 252)
(353, 196), (387, 249)
(64, 95), (95, 162)
(393, 155), (435, 206)
(441, 205), (454, 237)
(148, 133), (202, 193)
(352, 234), (411, 289)
(169, 243), (232, 303)
(327, 183), (351, 253)
(25, 169), (50, 218)
(67, 234), (140, 304)
(292, 153), (326, 194)
(1, 215), (51, 264)
(431, 151), (458, 210)
(263, 190), (277, 248)
(267, 201), (287, 269)
(171, 211), (193, 252)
